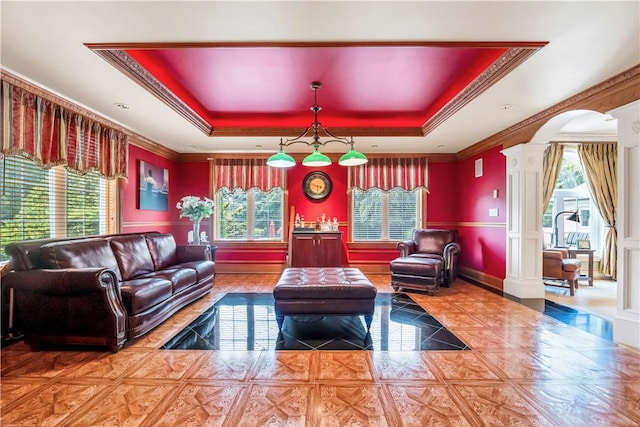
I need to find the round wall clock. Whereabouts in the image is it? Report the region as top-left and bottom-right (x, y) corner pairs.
(303, 171), (332, 201)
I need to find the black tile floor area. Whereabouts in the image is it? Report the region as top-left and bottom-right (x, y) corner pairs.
(162, 292), (470, 351)
(543, 299), (613, 341)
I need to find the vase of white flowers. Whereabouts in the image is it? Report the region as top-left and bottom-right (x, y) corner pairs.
(176, 196), (215, 245)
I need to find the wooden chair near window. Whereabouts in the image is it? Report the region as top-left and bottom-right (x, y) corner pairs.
(543, 248), (582, 296)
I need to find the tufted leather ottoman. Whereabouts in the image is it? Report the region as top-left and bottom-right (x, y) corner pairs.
(273, 267), (377, 331)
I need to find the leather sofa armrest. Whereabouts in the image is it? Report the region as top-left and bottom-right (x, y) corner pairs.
(443, 242), (461, 283)
(543, 250), (565, 261)
(6, 268), (127, 350)
(176, 244), (212, 262)
(397, 241), (416, 257)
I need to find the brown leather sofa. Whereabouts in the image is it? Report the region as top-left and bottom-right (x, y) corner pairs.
(3, 232), (215, 351)
(543, 248), (581, 296)
(390, 229), (460, 295)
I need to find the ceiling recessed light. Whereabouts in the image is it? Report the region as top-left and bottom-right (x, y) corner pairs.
(499, 104), (513, 110)
(114, 102), (130, 110)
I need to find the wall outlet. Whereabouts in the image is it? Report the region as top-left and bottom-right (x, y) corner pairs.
(489, 208), (499, 217)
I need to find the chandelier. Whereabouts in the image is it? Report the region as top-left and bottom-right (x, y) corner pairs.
(266, 81), (368, 168)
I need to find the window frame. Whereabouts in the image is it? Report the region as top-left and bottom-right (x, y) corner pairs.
(214, 186), (285, 242)
(349, 187), (424, 242)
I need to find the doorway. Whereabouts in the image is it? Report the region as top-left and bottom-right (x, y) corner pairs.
(535, 110), (618, 321)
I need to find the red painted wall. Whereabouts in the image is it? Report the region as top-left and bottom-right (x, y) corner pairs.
(123, 144), (507, 281)
(455, 145), (506, 279)
(426, 161), (458, 224)
(122, 145), (210, 244)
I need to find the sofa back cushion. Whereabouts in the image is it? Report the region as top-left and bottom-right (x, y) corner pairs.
(413, 229), (457, 254)
(40, 238), (123, 282)
(110, 235), (155, 280)
(145, 233), (178, 270)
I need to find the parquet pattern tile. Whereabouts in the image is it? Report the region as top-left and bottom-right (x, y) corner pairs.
(1, 274), (639, 427)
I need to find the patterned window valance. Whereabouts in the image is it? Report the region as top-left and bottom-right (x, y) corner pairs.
(1, 80), (128, 179)
(214, 158), (284, 192)
(349, 157), (428, 192)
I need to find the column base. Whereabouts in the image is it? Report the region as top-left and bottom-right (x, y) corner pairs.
(613, 314), (640, 349)
(503, 277), (546, 300)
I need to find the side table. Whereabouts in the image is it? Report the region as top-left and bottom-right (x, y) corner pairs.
(568, 248), (594, 286)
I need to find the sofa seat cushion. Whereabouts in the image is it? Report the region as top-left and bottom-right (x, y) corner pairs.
(145, 234), (179, 270)
(390, 256), (443, 276)
(40, 238), (123, 282)
(561, 259), (582, 273)
(175, 261), (215, 282)
(110, 235), (155, 281)
(409, 253), (444, 261)
(119, 278), (173, 315)
(137, 268), (197, 294)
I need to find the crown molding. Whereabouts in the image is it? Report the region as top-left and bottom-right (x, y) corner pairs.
(457, 64), (640, 160)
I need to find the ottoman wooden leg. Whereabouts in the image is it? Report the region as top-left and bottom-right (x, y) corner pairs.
(276, 314), (284, 329)
(364, 314), (373, 331)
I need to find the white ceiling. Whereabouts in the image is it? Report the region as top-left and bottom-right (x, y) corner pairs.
(1, 1), (635, 155)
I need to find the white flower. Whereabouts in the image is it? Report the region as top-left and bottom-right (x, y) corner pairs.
(176, 196), (215, 222)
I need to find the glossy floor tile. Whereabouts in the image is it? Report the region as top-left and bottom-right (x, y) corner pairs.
(1, 274), (638, 427)
(162, 292), (469, 351)
(543, 299), (613, 340)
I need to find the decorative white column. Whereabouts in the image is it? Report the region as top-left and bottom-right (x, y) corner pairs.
(502, 144), (548, 301)
(609, 100), (640, 349)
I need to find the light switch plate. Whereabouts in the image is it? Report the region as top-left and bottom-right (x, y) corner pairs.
(489, 208), (499, 217)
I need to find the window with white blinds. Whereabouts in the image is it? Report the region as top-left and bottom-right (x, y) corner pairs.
(0, 155), (116, 260)
(352, 188), (421, 241)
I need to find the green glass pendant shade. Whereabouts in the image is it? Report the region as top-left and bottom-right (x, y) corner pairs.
(338, 148), (368, 166)
(302, 146), (331, 167)
(267, 149), (296, 168)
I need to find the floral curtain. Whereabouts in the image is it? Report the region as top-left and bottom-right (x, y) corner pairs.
(214, 158), (283, 191)
(1, 80), (128, 179)
(348, 157), (428, 192)
(578, 143), (617, 278)
(542, 143), (564, 212)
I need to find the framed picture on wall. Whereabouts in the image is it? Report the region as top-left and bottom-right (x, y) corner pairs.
(577, 239), (591, 250)
(138, 160), (169, 211)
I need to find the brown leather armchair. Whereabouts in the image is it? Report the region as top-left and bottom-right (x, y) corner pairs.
(543, 248), (582, 296)
(390, 229), (460, 295)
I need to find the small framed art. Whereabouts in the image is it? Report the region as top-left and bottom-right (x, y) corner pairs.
(138, 160), (169, 211)
(577, 239), (591, 250)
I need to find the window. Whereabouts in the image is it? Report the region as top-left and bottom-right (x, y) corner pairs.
(543, 148), (603, 253)
(0, 155), (116, 260)
(352, 188), (421, 241)
(216, 187), (283, 241)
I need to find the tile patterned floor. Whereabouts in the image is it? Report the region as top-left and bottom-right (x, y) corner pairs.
(2, 274), (639, 426)
(161, 292), (469, 351)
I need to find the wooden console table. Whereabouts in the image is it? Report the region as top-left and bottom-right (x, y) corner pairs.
(289, 231), (342, 267)
(568, 248), (594, 286)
